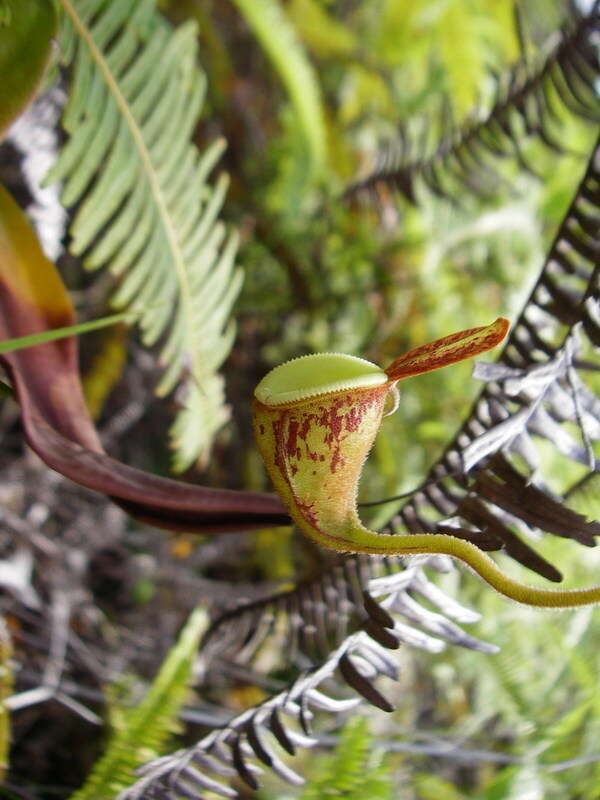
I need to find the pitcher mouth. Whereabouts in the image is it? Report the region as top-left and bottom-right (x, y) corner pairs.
(254, 352), (388, 406)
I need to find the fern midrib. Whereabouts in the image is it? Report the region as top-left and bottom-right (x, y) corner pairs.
(60, 0), (194, 352)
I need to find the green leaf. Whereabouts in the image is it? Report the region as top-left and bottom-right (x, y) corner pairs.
(49, 0), (242, 470)
(0, 311), (135, 355)
(0, 0), (57, 140)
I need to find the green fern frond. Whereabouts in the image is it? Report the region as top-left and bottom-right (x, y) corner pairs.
(69, 607), (208, 800)
(49, 0), (242, 470)
(301, 717), (393, 800)
(230, 0), (327, 173)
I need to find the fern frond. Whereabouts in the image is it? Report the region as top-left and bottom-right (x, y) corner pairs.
(201, 550), (494, 689)
(50, 0), (242, 470)
(118, 632), (397, 799)
(69, 607), (207, 800)
(301, 717), (392, 800)
(230, 0), (327, 172)
(344, 3), (600, 205)
(303, 717), (372, 799)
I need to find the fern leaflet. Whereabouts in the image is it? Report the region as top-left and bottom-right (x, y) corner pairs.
(49, 0), (242, 470)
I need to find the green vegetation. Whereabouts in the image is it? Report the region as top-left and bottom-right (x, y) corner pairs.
(299, 717), (393, 800)
(0, 0), (598, 798)
(69, 608), (207, 799)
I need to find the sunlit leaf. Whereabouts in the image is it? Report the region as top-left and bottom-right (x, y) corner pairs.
(0, 0), (56, 140)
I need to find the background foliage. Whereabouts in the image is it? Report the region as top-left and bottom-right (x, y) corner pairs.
(0, 0), (599, 798)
